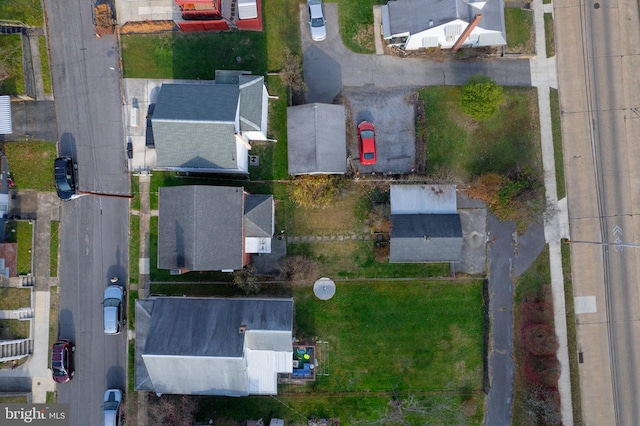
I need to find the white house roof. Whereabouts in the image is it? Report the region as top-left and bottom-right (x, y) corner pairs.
(0, 96), (11, 135)
(390, 184), (457, 214)
(382, 0), (505, 42)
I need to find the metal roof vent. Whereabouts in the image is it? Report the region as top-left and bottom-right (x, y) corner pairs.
(239, 324), (247, 334)
(429, 19), (434, 27)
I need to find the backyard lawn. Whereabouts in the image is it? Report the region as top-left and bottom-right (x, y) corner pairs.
(2, 141), (57, 191)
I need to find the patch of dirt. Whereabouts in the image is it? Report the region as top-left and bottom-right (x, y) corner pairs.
(120, 20), (178, 34)
(351, 24), (375, 53)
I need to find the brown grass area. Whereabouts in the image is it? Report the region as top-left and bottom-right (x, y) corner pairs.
(0, 288), (31, 310)
(289, 184), (365, 236)
(351, 24), (374, 53)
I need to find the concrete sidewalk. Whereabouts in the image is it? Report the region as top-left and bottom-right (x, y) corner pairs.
(0, 192), (61, 402)
(529, 1), (573, 425)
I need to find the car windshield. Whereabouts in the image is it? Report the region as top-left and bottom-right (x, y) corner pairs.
(104, 402), (119, 411)
(360, 130), (374, 139)
(364, 153), (375, 160)
(104, 298), (120, 308)
(52, 368), (65, 376)
(311, 17), (324, 27)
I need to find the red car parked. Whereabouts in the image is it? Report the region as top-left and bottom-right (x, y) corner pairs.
(357, 121), (377, 165)
(51, 339), (75, 383)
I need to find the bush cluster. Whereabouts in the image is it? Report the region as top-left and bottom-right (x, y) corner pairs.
(519, 291), (562, 425)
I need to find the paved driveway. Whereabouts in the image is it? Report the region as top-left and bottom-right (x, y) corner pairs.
(301, 4), (532, 104)
(342, 87), (415, 174)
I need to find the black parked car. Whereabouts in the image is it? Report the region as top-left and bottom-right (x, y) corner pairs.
(54, 157), (78, 201)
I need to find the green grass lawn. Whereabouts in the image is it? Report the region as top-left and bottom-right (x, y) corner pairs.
(0, 319), (30, 339)
(50, 221), (59, 276)
(336, 0), (380, 54)
(0, 0), (44, 27)
(550, 88), (565, 199)
(199, 393), (484, 425)
(0, 35), (25, 95)
(562, 241), (583, 425)
(249, 76), (289, 180)
(38, 35), (51, 94)
(289, 241), (449, 278)
(504, 8), (534, 54)
(295, 281), (484, 392)
(544, 13), (555, 58)
(128, 290), (138, 330)
(0, 288), (30, 310)
(5, 221), (33, 275)
(2, 141), (57, 190)
(129, 215), (140, 284)
(130, 175), (140, 212)
(419, 86), (541, 181)
(122, 32), (268, 79)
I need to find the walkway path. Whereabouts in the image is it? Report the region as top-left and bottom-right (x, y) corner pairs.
(529, 1), (573, 424)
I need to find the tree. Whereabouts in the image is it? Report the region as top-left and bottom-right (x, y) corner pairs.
(459, 74), (504, 121)
(277, 255), (319, 287)
(281, 47), (306, 105)
(232, 265), (260, 294)
(146, 393), (199, 426)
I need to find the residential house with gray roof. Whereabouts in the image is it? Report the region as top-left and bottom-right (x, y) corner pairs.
(135, 297), (294, 396)
(158, 185), (274, 272)
(389, 184), (463, 263)
(151, 71), (269, 173)
(287, 103), (347, 175)
(381, 0), (506, 50)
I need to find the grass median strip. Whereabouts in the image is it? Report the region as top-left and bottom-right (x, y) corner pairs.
(50, 221), (59, 277)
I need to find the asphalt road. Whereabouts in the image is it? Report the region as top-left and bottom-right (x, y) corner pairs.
(556, 0), (640, 423)
(43, 0), (130, 424)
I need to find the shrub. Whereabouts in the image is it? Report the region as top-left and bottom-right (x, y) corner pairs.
(524, 354), (560, 386)
(289, 175), (341, 209)
(521, 300), (554, 325)
(232, 265), (261, 294)
(146, 393), (199, 426)
(523, 323), (558, 356)
(459, 74), (505, 121)
(277, 255), (319, 287)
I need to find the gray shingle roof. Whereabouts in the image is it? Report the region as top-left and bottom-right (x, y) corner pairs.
(144, 298), (293, 357)
(244, 194), (273, 238)
(158, 185), (244, 271)
(386, 0), (505, 36)
(135, 297), (294, 395)
(287, 104), (347, 175)
(239, 75), (265, 133)
(152, 83), (241, 171)
(390, 214), (463, 262)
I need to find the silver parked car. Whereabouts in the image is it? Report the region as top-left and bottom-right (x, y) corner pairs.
(103, 388), (122, 426)
(103, 284), (125, 335)
(307, 0), (326, 41)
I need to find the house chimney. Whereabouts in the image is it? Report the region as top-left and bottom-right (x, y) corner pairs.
(239, 324), (247, 334)
(452, 14), (482, 52)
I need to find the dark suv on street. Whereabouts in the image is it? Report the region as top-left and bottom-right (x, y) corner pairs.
(54, 157), (78, 201)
